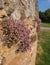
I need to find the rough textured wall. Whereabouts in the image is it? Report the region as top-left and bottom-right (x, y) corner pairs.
(11, 0), (36, 21)
(0, 0), (37, 20)
(0, 0), (39, 65)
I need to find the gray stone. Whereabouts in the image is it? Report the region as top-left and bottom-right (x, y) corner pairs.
(0, 0), (4, 9)
(0, 0), (38, 20)
(11, 0), (36, 21)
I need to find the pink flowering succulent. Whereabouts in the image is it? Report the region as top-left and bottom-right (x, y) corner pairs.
(2, 17), (31, 52)
(34, 16), (41, 32)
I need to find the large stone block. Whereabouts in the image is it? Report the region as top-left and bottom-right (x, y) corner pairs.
(0, 0), (39, 65)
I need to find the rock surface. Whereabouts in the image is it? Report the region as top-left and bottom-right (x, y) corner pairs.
(0, 0), (4, 9)
(0, 0), (38, 20)
(0, 0), (38, 65)
(11, 0), (36, 21)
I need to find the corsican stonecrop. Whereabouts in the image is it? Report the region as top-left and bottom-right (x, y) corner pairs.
(2, 17), (31, 52)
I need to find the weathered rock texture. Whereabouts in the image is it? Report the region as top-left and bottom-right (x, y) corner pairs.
(0, 0), (39, 65)
(11, 0), (36, 20)
(0, 0), (38, 20)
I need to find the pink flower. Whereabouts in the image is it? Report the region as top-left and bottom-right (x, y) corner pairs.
(2, 17), (31, 52)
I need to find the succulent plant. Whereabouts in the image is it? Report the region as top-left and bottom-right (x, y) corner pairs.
(2, 17), (31, 52)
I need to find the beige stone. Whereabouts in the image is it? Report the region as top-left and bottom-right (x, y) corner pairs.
(0, 0), (39, 65)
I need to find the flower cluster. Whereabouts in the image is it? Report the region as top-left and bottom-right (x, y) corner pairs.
(2, 17), (31, 52)
(35, 16), (41, 32)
